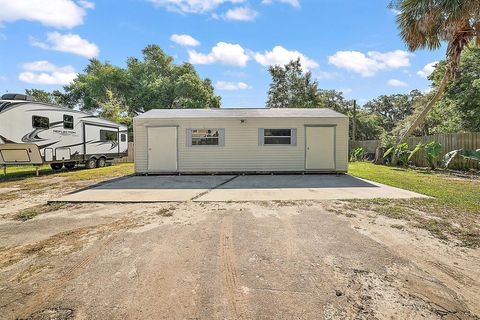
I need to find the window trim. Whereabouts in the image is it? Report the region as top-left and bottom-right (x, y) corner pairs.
(32, 115), (49, 129)
(63, 114), (74, 130)
(259, 128), (297, 146)
(99, 129), (118, 142)
(186, 128), (225, 147)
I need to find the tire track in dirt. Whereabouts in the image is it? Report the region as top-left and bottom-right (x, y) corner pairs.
(19, 234), (118, 318)
(220, 215), (250, 319)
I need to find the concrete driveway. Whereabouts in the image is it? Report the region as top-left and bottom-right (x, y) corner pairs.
(54, 174), (427, 203)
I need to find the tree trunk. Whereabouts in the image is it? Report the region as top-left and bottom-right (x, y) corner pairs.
(373, 147), (385, 165)
(398, 71), (450, 142)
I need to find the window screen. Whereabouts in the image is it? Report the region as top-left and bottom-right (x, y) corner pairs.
(32, 116), (49, 129)
(63, 114), (74, 129)
(263, 129), (292, 145)
(100, 130), (118, 142)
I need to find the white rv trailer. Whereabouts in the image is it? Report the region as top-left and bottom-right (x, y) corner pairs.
(0, 93), (128, 170)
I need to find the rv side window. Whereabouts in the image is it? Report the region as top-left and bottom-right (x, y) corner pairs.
(32, 116), (49, 129)
(100, 130), (118, 142)
(120, 134), (126, 142)
(63, 115), (74, 129)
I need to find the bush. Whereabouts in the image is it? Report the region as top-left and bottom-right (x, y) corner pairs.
(350, 147), (366, 162)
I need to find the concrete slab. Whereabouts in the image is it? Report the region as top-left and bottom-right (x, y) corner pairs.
(54, 175), (235, 203)
(53, 174), (427, 203)
(194, 175), (428, 202)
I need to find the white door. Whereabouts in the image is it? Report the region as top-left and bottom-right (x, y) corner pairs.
(148, 127), (177, 172)
(305, 126), (335, 170)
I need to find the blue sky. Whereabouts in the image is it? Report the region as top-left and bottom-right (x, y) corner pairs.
(0, 0), (445, 108)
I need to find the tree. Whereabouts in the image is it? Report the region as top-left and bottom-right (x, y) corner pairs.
(266, 59), (321, 108)
(125, 45), (220, 113)
(391, 0), (480, 141)
(25, 89), (67, 105)
(317, 89), (351, 114)
(428, 47), (480, 132)
(363, 90), (422, 133)
(63, 45), (220, 116)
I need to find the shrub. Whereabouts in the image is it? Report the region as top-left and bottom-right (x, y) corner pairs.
(350, 147), (366, 162)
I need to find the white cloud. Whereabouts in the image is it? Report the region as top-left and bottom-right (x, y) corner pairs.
(417, 61), (438, 78)
(0, 75), (7, 81)
(224, 7), (258, 21)
(147, 0), (246, 14)
(388, 79), (408, 87)
(254, 46), (319, 70)
(31, 32), (99, 58)
(170, 34), (200, 47)
(216, 81), (251, 90)
(261, 0), (300, 8)
(328, 50), (411, 77)
(19, 60), (77, 85)
(368, 50), (411, 69)
(78, 0), (95, 9)
(189, 42), (250, 67)
(0, 0), (93, 28)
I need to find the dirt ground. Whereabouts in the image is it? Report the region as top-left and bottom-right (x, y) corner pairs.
(0, 172), (479, 319)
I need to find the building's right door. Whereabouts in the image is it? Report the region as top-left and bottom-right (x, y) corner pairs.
(305, 126), (335, 170)
(147, 126), (177, 172)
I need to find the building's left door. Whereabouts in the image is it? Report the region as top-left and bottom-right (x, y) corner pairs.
(148, 127), (177, 172)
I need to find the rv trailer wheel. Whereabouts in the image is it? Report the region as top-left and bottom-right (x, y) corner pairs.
(50, 163), (63, 171)
(64, 162), (76, 170)
(97, 157), (106, 168)
(86, 158), (97, 169)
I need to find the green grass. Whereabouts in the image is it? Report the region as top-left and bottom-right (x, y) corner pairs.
(0, 163), (134, 185)
(346, 162), (480, 247)
(348, 162), (480, 213)
(14, 203), (66, 221)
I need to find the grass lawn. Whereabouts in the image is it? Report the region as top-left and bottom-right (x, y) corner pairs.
(346, 162), (480, 247)
(0, 163), (134, 187)
(348, 162), (480, 212)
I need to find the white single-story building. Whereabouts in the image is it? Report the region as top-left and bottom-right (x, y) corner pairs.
(133, 108), (349, 174)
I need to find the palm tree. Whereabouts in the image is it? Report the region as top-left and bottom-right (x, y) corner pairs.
(390, 0), (480, 141)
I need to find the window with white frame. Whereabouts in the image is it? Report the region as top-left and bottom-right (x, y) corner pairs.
(188, 129), (225, 146)
(260, 128), (296, 145)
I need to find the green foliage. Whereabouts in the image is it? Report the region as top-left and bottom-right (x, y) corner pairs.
(25, 89), (68, 106)
(383, 142), (411, 167)
(354, 112), (384, 140)
(426, 47), (480, 133)
(63, 45), (220, 116)
(424, 141), (443, 169)
(349, 147), (366, 162)
(266, 58), (322, 108)
(363, 90), (422, 133)
(461, 149), (480, 162)
(408, 143), (424, 161)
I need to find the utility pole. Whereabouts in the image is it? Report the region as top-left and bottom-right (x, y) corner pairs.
(352, 99), (357, 142)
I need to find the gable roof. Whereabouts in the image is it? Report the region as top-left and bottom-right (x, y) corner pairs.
(136, 108), (347, 119)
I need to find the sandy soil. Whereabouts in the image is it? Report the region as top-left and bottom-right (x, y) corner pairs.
(0, 177), (479, 319)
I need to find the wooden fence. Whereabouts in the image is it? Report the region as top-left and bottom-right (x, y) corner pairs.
(113, 142), (135, 163)
(350, 132), (480, 170)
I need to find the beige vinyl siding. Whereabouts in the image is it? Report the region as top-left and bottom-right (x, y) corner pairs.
(134, 116), (348, 173)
